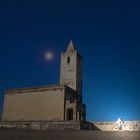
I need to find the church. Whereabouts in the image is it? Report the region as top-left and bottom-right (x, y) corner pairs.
(2, 41), (86, 122)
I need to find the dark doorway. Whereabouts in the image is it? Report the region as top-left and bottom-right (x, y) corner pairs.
(67, 108), (73, 120)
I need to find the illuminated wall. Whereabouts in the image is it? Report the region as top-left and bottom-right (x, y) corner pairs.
(93, 121), (140, 131)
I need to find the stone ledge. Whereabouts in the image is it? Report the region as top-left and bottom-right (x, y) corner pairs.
(0, 121), (92, 130)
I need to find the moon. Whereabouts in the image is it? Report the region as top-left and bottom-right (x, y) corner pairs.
(45, 52), (54, 61)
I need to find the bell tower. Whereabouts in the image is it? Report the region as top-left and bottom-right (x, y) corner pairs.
(60, 40), (83, 96)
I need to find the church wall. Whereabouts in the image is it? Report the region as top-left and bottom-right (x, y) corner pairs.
(2, 89), (65, 121)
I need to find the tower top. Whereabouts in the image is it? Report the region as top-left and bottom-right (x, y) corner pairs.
(66, 40), (76, 52)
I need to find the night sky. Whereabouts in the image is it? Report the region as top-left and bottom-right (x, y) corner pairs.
(0, 0), (140, 121)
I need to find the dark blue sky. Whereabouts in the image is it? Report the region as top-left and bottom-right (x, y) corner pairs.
(0, 0), (140, 121)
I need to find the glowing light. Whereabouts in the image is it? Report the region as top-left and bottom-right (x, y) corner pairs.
(45, 52), (54, 61)
(117, 117), (124, 130)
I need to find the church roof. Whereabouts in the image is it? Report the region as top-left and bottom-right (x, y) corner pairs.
(6, 85), (66, 95)
(66, 40), (76, 52)
(5, 84), (78, 96)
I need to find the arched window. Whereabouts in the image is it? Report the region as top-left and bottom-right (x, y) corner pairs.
(67, 56), (70, 64)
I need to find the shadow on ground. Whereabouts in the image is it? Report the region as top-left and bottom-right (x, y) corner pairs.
(0, 128), (140, 140)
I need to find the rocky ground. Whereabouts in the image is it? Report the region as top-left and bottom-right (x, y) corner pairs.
(0, 128), (140, 140)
